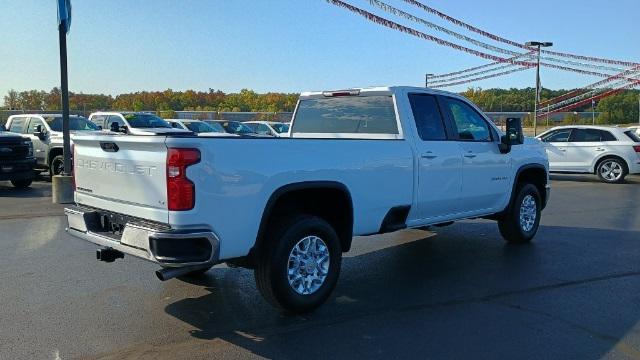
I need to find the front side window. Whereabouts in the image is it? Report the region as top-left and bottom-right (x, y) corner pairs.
(185, 121), (216, 133)
(271, 123), (289, 133)
(541, 129), (572, 143)
(408, 93), (447, 141)
(26, 118), (45, 134)
(8, 117), (26, 133)
(442, 97), (491, 141)
(107, 115), (125, 129)
(292, 95), (398, 135)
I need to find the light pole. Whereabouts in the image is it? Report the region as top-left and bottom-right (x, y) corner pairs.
(591, 99), (596, 125)
(425, 73), (434, 88)
(526, 41), (553, 136)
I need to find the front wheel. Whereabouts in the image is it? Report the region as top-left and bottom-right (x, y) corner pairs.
(254, 215), (342, 313)
(49, 155), (65, 179)
(498, 183), (541, 244)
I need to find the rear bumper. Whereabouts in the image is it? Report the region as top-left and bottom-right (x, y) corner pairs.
(64, 206), (220, 267)
(0, 158), (36, 181)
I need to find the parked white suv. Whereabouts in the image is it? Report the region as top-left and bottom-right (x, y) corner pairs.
(65, 86), (550, 313)
(537, 125), (640, 183)
(88, 112), (189, 135)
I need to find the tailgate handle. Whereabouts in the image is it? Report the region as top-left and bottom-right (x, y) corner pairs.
(100, 142), (119, 152)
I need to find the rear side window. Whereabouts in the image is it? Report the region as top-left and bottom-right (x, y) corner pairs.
(408, 94), (447, 141)
(600, 130), (617, 142)
(570, 129), (606, 142)
(293, 96), (398, 135)
(8, 117), (26, 133)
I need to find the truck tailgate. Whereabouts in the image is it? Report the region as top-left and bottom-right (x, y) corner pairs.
(72, 135), (169, 223)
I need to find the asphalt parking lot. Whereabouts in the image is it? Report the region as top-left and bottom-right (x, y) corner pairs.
(1, 175), (639, 360)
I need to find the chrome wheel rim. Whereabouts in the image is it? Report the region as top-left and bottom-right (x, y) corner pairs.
(519, 195), (537, 233)
(287, 236), (330, 295)
(600, 161), (623, 181)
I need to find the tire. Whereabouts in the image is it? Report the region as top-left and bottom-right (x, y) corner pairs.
(10, 179), (32, 189)
(254, 215), (342, 313)
(498, 183), (541, 244)
(49, 155), (65, 179)
(596, 157), (627, 184)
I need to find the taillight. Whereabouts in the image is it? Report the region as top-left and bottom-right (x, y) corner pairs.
(633, 145), (640, 153)
(167, 148), (200, 211)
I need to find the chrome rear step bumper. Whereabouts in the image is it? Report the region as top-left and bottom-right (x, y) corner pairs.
(64, 206), (220, 268)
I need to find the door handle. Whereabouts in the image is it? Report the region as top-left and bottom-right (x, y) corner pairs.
(595, 148), (605, 152)
(463, 152), (477, 158)
(558, 148), (566, 152)
(421, 151), (437, 159)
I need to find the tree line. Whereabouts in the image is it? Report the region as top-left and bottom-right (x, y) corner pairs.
(3, 87), (638, 124)
(461, 87), (639, 125)
(2, 88), (299, 113)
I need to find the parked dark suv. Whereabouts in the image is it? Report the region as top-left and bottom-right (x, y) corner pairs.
(0, 124), (36, 188)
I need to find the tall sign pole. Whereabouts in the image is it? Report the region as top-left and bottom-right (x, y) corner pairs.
(57, 0), (72, 176)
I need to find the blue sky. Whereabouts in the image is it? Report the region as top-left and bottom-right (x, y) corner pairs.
(1, 0), (638, 97)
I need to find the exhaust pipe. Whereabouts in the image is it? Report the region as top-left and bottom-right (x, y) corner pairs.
(155, 264), (211, 281)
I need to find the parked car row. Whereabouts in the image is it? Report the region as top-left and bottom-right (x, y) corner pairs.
(0, 112), (292, 187)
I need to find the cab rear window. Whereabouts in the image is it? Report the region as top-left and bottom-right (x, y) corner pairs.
(292, 96), (398, 135)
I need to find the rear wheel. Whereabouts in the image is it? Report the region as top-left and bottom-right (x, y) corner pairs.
(596, 158), (627, 184)
(11, 179), (32, 189)
(498, 183), (541, 244)
(254, 215), (342, 313)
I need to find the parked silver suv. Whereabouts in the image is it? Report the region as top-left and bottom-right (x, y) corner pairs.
(5, 114), (99, 177)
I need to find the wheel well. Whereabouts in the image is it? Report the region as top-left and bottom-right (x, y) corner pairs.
(593, 155), (628, 174)
(515, 166), (547, 206)
(253, 183), (354, 260)
(48, 147), (63, 166)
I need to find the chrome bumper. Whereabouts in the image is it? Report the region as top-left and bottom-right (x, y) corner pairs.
(64, 207), (220, 268)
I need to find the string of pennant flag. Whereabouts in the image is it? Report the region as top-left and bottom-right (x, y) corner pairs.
(325, 0), (640, 116)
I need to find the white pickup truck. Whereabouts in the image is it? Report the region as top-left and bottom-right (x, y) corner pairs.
(65, 86), (550, 313)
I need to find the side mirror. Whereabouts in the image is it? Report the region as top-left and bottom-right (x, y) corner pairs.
(499, 118), (524, 154)
(34, 125), (46, 139)
(505, 117), (524, 145)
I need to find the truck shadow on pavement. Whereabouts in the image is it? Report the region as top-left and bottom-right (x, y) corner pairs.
(163, 222), (640, 359)
(550, 173), (640, 184)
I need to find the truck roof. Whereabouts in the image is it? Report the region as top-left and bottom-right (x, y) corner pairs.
(299, 86), (460, 99)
